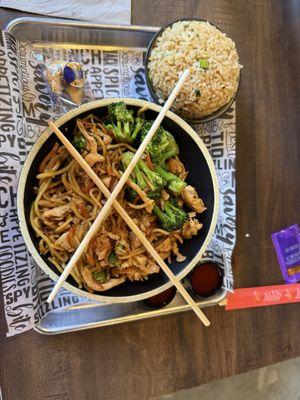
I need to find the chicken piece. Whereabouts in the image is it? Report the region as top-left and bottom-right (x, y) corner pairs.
(158, 252), (169, 260)
(82, 267), (125, 291)
(73, 223), (89, 244)
(102, 176), (111, 188)
(43, 204), (72, 220)
(182, 185), (206, 213)
(133, 256), (159, 274)
(118, 255), (159, 280)
(96, 123), (114, 145)
(107, 232), (120, 241)
(170, 239), (186, 262)
(129, 232), (141, 250)
(161, 189), (170, 201)
(120, 263), (144, 281)
(141, 214), (151, 228)
(39, 199), (60, 208)
(167, 156), (187, 179)
(156, 237), (173, 260)
(74, 222), (89, 242)
(94, 236), (112, 261)
(156, 237), (172, 252)
(145, 200), (155, 213)
(176, 253), (187, 262)
(56, 223), (89, 252)
(84, 153), (104, 167)
(102, 134), (112, 145)
(77, 122), (105, 167)
(182, 217), (203, 239)
(55, 231), (74, 251)
(78, 123), (97, 153)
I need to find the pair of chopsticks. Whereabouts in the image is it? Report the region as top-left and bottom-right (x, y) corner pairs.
(47, 69), (211, 326)
(224, 283), (300, 310)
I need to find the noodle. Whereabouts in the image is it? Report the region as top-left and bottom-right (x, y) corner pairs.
(30, 111), (204, 293)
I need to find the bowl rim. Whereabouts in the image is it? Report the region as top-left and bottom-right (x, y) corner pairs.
(17, 98), (219, 303)
(144, 17), (241, 124)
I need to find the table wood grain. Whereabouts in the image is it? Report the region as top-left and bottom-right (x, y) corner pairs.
(1, 1), (300, 399)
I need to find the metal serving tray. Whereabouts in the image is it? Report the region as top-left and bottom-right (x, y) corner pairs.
(6, 17), (158, 49)
(32, 286), (224, 335)
(6, 17), (227, 334)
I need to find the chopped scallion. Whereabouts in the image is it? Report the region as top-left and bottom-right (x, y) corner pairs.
(199, 59), (209, 69)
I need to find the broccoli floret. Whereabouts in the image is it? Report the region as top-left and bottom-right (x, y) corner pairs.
(153, 201), (187, 231)
(122, 151), (165, 199)
(92, 269), (107, 283)
(72, 135), (86, 151)
(138, 158), (166, 198)
(139, 120), (153, 139)
(115, 239), (127, 255)
(131, 117), (144, 141)
(155, 165), (187, 195)
(106, 102), (144, 144)
(139, 122), (179, 165)
(108, 102), (133, 124)
(122, 152), (147, 194)
(108, 251), (121, 267)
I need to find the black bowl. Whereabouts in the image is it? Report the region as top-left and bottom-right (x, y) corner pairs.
(17, 98), (219, 303)
(145, 18), (241, 124)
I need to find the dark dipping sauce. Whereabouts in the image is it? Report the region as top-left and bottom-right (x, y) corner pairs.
(143, 286), (177, 309)
(190, 262), (223, 297)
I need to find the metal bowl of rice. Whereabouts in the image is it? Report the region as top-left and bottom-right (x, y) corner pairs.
(145, 19), (242, 123)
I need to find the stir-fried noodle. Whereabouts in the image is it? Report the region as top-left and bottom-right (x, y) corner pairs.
(30, 105), (206, 292)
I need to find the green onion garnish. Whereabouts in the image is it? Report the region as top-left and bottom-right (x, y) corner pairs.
(199, 59), (209, 69)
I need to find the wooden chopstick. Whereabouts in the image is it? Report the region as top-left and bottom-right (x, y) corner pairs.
(47, 120), (210, 326)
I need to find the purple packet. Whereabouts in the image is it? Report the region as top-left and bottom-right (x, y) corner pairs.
(271, 224), (300, 283)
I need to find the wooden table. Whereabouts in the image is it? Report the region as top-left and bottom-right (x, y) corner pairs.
(1, 1), (300, 399)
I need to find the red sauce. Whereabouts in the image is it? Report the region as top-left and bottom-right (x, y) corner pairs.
(144, 286), (177, 308)
(190, 262), (223, 297)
